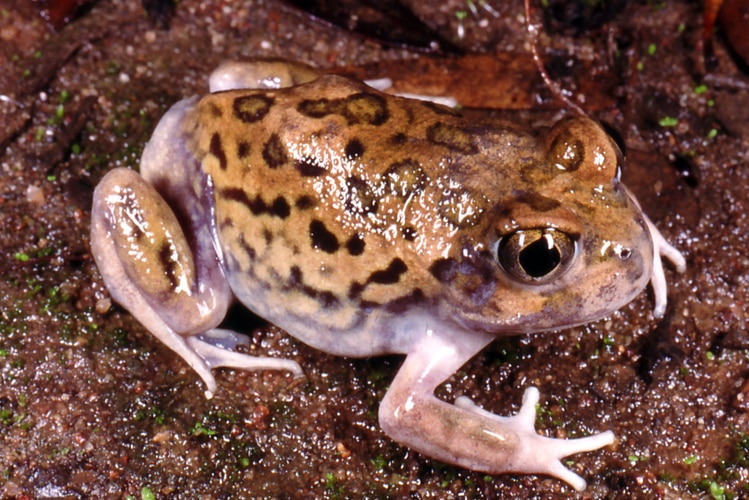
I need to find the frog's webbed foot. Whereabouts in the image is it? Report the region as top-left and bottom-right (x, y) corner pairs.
(455, 387), (615, 491)
(643, 212), (686, 318)
(379, 329), (613, 491)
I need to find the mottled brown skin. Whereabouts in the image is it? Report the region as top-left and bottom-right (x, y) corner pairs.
(153, 75), (650, 356)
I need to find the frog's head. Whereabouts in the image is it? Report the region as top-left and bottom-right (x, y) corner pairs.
(431, 116), (655, 333)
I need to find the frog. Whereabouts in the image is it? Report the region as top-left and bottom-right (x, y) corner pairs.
(90, 59), (686, 491)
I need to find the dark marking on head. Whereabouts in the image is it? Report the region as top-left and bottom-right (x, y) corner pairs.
(262, 228), (273, 244)
(342, 93), (388, 125)
(310, 219), (340, 253)
(295, 195), (317, 210)
(345, 138), (365, 159)
(384, 159), (427, 198)
(209, 133), (228, 170)
(402, 226), (417, 241)
(429, 258), (457, 283)
(294, 157), (327, 177)
(515, 191), (561, 212)
(367, 258), (408, 285)
(345, 176), (378, 215)
(233, 94), (273, 123)
(345, 233), (365, 256)
(426, 122), (478, 155)
(220, 188), (290, 219)
(262, 133), (288, 169)
(236, 140), (251, 160)
(385, 288), (425, 313)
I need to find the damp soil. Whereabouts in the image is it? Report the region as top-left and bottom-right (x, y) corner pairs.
(1, 0), (748, 498)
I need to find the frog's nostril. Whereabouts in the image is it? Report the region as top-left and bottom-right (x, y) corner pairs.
(617, 247), (632, 261)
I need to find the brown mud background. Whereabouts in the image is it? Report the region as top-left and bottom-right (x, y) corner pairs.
(1, 0), (748, 497)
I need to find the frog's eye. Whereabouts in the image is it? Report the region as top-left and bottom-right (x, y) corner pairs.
(496, 228), (577, 284)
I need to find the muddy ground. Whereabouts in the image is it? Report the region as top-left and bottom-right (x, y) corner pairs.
(1, 0), (748, 498)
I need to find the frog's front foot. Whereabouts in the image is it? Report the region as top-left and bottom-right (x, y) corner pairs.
(455, 387), (615, 491)
(378, 330), (613, 491)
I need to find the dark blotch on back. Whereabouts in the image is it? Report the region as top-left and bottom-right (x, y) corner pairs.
(384, 159), (427, 198)
(209, 133), (228, 170)
(342, 93), (388, 126)
(426, 122), (478, 155)
(297, 93), (388, 126)
(297, 97), (334, 118)
(262, 133), (288, 169)
(345, 176), (378, 215)
(310, 219), (340, 253)
(345, 138), (365, 159)
(390, 132), (408, 145)
(233, 94), (273, 123)
(271, 196), (290, 218)
(367, 258), (408, 285)
(345, 233), (365, 256)
(221, 187), (290, 219)
(295, 157), (327, 177)
(295, 195), (317, 210)
(236, 140), (251, 159)
(402, 226), (417, 241)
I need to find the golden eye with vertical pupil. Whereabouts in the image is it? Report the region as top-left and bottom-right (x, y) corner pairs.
(496, 228), (577, 283)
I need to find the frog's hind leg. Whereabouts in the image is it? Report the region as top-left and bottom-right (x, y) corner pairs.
(209, 59), (321, 92)
(91, 168), (301, 398)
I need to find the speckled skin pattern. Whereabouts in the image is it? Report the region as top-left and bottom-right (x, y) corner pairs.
(90, 60), (684, 491)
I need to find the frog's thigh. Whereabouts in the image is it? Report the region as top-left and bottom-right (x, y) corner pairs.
(91, 168), (302, 397)
(91, 168), (232, 395)
(209, 60), (321, 92)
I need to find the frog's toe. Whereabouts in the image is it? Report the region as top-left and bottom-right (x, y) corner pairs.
(457, 386), (614, 492)
(643, 212), (686, 318)
(186, 335), (303, 377)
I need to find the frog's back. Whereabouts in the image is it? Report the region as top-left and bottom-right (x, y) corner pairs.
(181, 75), (537, 355)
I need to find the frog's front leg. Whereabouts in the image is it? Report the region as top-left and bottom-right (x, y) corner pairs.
(91, 168), (301, 398)
(379, 326), (614, 491)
